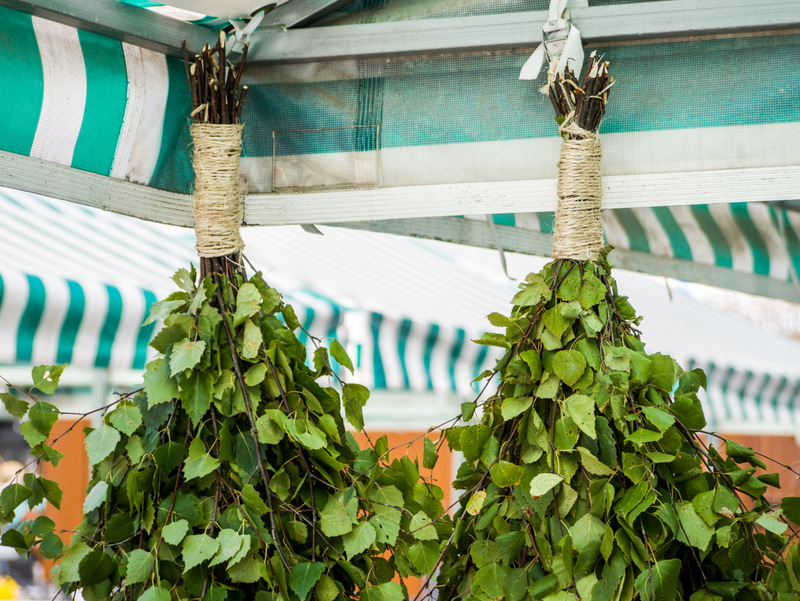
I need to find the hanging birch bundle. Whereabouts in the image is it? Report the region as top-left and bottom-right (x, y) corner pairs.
(0, 37), (449, 601)
(433, 55), (800, 601)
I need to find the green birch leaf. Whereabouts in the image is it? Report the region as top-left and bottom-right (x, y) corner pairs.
(756, 514), (788, 535)
(361, 582), (404, 601)
(255, 413), (284, 444)
(422, 437), (439, 470)
(108, 402), (143, 437)
(153, 441), (185, 475)
(676, 503), (714, 551)
(143, 299), (185, 326)
(461, 401), (477, 421)
(233, 282), (262, 326)
(409, 511), (438, 541)
(208, 530), (245, 568)
(57, 542), (91, 583)
(649, 353), (680, 391)
(320, 494), (357, 537)
(125, 549), (155, 584)
(38, 533), (63, 559)
(143, 358), (178, 406)
(487, 312), (514, 328)
(668, 393), (706, 430)
(125, 435), (145, 464)
(578, 275), (606, 309)
(290, 562), (326, 601)
(169, 338), (206, 375)
(512, 276), (551, 306)
(179, 369), (214, 426)
(85, 425), (121, 466)
(342, 383), (369, 432)
(316, 574), (340, 601)
(473, 563), (509, 600)
(781, 497), (800, 525)
(529, 473), (564, 498)
(26, 400), (59, 441)
(183, 437), (219, 481)
(519, 350), (543, 381)
(626, 428), (663, 446)
(241, 483), (269, 515)
(473, 332), (509, 348)
(282, 303), (301, 331)
(466, 491), (487, 515)
(172, 267), (194, 292)
(634, 558), (681, 601)
(0, 484), (32, 518)
(489, 460), (525, 487)
(501, 396), (533, 421)
(409, 540), (440, 574)
(576, 447), (615, 476)
(182, 533), (220, 572)
(228, 533), (251, 569)
(330, 339), (354, 373)
(370, 516), (400, 546)
(543, 307), (571, 338)
(343, 522), (377, 558)
(241, 319), (263, 360)
(553, 350), (586, 387)
(641, 406), (675, 432)
(162, 519), (189, 546)
(245, 363), (267, 386)
(139, 585), (171, 601)
(83, 480), (109, 513)
(565, 394), (596, 438)
(460, 424), (492, 462)
(1, 392), (29, 419)
(40, 477), (62, 510)
(31, 364), (65, 394)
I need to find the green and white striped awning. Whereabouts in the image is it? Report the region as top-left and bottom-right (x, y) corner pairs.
(1, 189), (799, 434)
(0, 1), (798, 301)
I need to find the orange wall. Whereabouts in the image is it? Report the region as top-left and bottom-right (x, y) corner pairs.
(41, 419), (89, 576)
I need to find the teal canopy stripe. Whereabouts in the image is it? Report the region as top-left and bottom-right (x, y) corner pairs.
(688, 359), (800, 432)
(0, 8), (43, 157)
(0, 269), (154, 370)
(71, 30), (128, 175)
(493, 203), (800, 287)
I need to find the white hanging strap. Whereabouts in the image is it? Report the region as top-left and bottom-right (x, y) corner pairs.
(227, 9), (266, 54)
(519, 0), (584, 81)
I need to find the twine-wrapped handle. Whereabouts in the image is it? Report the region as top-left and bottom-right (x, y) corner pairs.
(191, 123), (244, 258)
(552, 121), (603, 261)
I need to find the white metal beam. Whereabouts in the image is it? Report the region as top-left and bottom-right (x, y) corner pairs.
(330, 218), (800, 304)
(247, 0), (800, 64)
(2, 150), (797, 302)
(262, 0), (356, 28)
(0, 0), (217, 56)
(2, 151), (799, 228)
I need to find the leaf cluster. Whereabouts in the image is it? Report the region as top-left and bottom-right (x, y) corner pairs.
(1, 266), (449, 601)
(437, 252), (800, 601)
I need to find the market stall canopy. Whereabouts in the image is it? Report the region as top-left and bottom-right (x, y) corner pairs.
(1, 188), (799, 435)
(0, 0), (798, 301)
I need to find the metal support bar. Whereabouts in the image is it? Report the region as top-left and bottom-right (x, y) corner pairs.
(247, 0), (800, 64)
(261, 0), (355, 29)
(330, 218), (800, 303)
(0, 0), (217, 56)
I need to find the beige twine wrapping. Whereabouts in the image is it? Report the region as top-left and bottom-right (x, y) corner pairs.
(191, 123), (244, 257)
(552, 120), (603, 261)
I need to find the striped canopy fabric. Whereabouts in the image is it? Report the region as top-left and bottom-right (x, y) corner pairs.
(0, 188), (503, 397)
(1, 189), (799, 435)
(0, 2), (798, 303)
